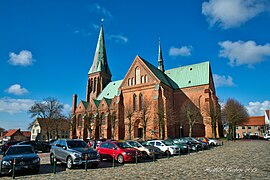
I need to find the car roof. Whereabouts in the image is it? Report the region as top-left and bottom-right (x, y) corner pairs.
(10, 144), (33, 148)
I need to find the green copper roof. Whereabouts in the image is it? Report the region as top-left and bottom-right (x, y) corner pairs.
(165, 61), (210, 89)
(88, 25), (111, 75)
(140, 57), (172, 87)
(93, 99), (101, 107)
(104, 97), (112, 106)
(97, 80), (123, 100)
(81, 100), (89, 109)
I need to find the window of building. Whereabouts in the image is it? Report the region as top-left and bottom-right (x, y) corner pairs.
(248, 126), (251, 130)
(78, 115), (82, 127)
(145, 75), (148, 83)
(242, 126), (245, 129)
(36, 129), (39, 134)
(139, 93), (143, 110)
(128, 78), (131, 86)
(32, 129), (35, 133)
(254, 126), (257, 130)
(132, 78), (135, 86)
(141, 76), (144, 83)
(236, 126), (239, 130)
(135, 67), (141, 84)
(133, 94), (138, 111)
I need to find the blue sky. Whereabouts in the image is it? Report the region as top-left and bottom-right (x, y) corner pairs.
(1, 0), (270, 130)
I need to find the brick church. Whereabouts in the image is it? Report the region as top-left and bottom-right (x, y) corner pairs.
(71, 25), (222, 140)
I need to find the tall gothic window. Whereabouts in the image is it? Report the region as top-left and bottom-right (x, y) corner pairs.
(133, 94), (137, 111)
(135, 67), (141, 85)
(78, 114), (82, 127)
(128, 78), (131, 86)
(93, 77), (97, 92)
(139, 93), (143, 110)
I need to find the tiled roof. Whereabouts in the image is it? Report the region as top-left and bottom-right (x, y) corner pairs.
(241, 116), (265, 126)
(97, 80), (123, 100)
(165, 61), (210, 89)
(4, 129), (20, 137)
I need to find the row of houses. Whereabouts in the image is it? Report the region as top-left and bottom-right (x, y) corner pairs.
(0, 129), (30, 144)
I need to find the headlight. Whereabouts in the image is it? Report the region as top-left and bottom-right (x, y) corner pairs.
(73, 152), (82, 158)
(2, 160), (11, 167)
(33, 158), (40, 164)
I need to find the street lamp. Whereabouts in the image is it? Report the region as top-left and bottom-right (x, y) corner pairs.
(180, 125), (183, 138)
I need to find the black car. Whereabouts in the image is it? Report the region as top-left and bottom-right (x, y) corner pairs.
(17, 141), (51, 153)
(175, 137), (203, 151)
(0, 145), (40, 175)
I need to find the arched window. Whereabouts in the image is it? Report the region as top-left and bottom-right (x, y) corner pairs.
(133, 94), (137, 111)
(128, 78), (131, 86)
(145, 75), (148, 83)
(135, 67), (141, 84)
(141, 76), (144, 83)
(132, 78), (135, 86)
(139, 93), (143, 110)
(78, 114), (82, 127)
(93, 77), (97, 92)
(101, 112), (105, 125)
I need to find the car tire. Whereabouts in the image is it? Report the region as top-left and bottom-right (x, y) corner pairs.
(33, 168), (40, 174)
(117, 154), (124, 164)
(66, 156), (74, 169)
(50, 153), (56, 165)
(165, 150), (171, 156)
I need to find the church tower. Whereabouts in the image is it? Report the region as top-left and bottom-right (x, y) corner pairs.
(158, 38), (164, 72)
(86, 25), (112, 101)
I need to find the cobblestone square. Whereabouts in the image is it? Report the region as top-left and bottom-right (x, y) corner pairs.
(1, 140), (269, 179)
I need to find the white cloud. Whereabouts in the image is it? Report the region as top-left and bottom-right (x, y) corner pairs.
(8, 50), (34, 66)
(246, 100), (270, 116)
(88, 3), (112, 18)
(0, 97), (35, 114)
(213, 74), (235, 87)
(62, 104), (72, 115)
(5, 84), (29, 95)
(219, 40), (270, 67)
(108, 34), (128, 43)
(169, 46), (193, 57)
(202, 0), (269, 29)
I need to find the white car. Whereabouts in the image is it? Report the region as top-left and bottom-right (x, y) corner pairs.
(264, 134), (270, 140)
(147, 140), (180, 156)
(206, 138), (218, 146)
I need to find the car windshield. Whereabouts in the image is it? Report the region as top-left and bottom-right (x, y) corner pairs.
(116, 142), (132, 148)
(177, 138), (188, 143)
(161, 141), (173, 146)
(138, 141), (148, 146)
(128, 141), (142, 147)
(67, 141), (88, 148)
(6, 146), (34, 155)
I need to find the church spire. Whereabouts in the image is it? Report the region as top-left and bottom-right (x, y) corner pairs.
(158, 38), (164, 72)
(88, 23), (111, 75)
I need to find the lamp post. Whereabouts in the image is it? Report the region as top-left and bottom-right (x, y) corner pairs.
(180, 125), (183, 138)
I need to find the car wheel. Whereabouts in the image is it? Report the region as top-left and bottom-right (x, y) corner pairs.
(117, 155), (124, 164)
(50, 154), (56, 165)
(67, 157), (73, 169)
(33, 168), (40, 174)
(165, 150), (171, 156)
(91, 162), (99, 168)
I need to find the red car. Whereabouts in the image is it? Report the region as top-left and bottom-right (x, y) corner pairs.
(97, 141), (142, 164)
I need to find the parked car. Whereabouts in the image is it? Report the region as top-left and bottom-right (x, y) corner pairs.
(146, 140), (180, 156)
(175, 137), (202, 151)
(1, 141), (21, 153)
(17, 141), (51, 153)
(187, 137), (208, 150)
(264, 134), (270, 140)
(97, 141), (142, 164)
(166, 139), (190, 153)
(0, 145), (40, 175)
(50, 139), (100, 169)
(243, 135), (266, 140)
(206, 138), (219, 146)
(125, 140), (162, 158)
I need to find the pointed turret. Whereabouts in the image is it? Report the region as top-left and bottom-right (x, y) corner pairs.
(158, 38), (164, 72)
(86, 24), (112, 101)
(88, 25), (111, 75)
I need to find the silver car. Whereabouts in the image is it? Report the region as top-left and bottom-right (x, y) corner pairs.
(50, 139), (100, 169)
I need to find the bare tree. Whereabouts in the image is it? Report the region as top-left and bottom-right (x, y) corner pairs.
(222, 98), (249, 140)
(203, 98), (221, 138)
(125, 102), (134, 140)
(28, 97), (64, 141)
(110, 111), (117, 139)
(156, 104), (165, 139)
(181, 99), (202, 137)
(139, 98), (152, 140)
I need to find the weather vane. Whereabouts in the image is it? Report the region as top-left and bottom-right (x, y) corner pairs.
(101, 18), (104, 26)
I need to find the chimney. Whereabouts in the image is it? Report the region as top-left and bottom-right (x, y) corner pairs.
(72, 94), (77, 114)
